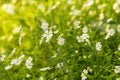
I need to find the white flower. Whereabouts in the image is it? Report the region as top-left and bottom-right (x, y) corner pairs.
(82, 27), (88, 33)
(10, 54), (25, 66)
(2, 4), (15, 15)
(39, 76), (44, 80)
(70, 9), (81, 16)
(52, 53), (57, 58)
(81, 69), (88, 80)
(42, 30), (53, 42)
(0, 54), (6, 62)
(56, 62), (64, 68)
(118, 45), (120, 51)
(107, 18), (113, 23)
(96, 42), (102, 51)
(99, 12), (104, 20)
(105, 28), (115, 40)
(26, 73), (31, 78)
(114, 66), (120, 74)
(25, 57), (33, 69)
(5, 65), (12, 70)
(73, 20), (81, 29)
(76, 33), (89, 43)
(113, 2), (120, 13)
(41, 22), (49, 31)
(116, 78), (120, 80)
(57, 35), (65, 45)
(38, 4), (44, 11)
(40, 67), (52, 71)
(83, 69), (88, 74)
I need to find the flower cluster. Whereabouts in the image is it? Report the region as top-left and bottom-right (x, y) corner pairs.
(105, 28), (115, 40)
(96, 42), (102, 51)
(76, 27), (90, 44)
(5, 54), (25, 70)
(113, 0), (120, 13)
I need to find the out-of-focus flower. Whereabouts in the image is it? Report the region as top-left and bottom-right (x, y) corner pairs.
(82, 27), (88, 33)
(56, 62), (64, 68)
(99, 13), (104, 20)
(76, 33), (89, 43)
(5, 65), (12, 70)
(0, 54), (6, 62)
(96, 42), (102, 51)
(81, 69), (88, 80)
(42, 30), (53, 42)
(73, 20), (81, 29)
(41, 22), (49, 31)
(57, 35), (65, 46)
(107, 18), (113, 23)
(105, 28), (115, 40)
(82, 0), (94, 10)
(114, 66), (120, 74)
(113, 0), (120, 13)
(116, 78), (120, 80)
(10, 54), (25, 66)
(26, 73), (31, 78)
(39, 76), (44, 80)
(2, 4), (15, 15)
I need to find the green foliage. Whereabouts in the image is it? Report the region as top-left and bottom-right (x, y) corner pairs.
(0, 0), (120, 80)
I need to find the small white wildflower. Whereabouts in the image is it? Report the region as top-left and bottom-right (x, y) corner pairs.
(82, 27), (88, 33)
(105, 28), (115, 40)
(76, 33), (89, 43)
(52, 53), (57, 58)
(2, 4), (15, 15)
(13, 25), (22, 34)
(73, 20), (81, 29)
(75, 50), (78, 53)
(5, 65), (12, 70)
(10, 54), (24, 66)
(113, 2), (120, 13)
(54, 30), (59, 34)
(83, 69), (88, 74)
(42, 30), (53, 42)
(57, 35), (65, 46)
(56, 62), (64, 68)
(26, 73), (31, 78)
(41, 22), (49, 31)
(81, 34), (89, 42)
(40, 67), (52, 71)
(70, 9), (81, 17)
(81, 69), (88, 80)
(99, 13), (104, 20)
(39, 76), (44, 80)
(116, 78), (120, 80)
(0, 54), (6, 62)
(107, 18), (113, 23)
(25, 57), (33, 69)
(114, 66), (120, 74)
(38, 4), (44, 11)
(96, 42), (102, 51)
